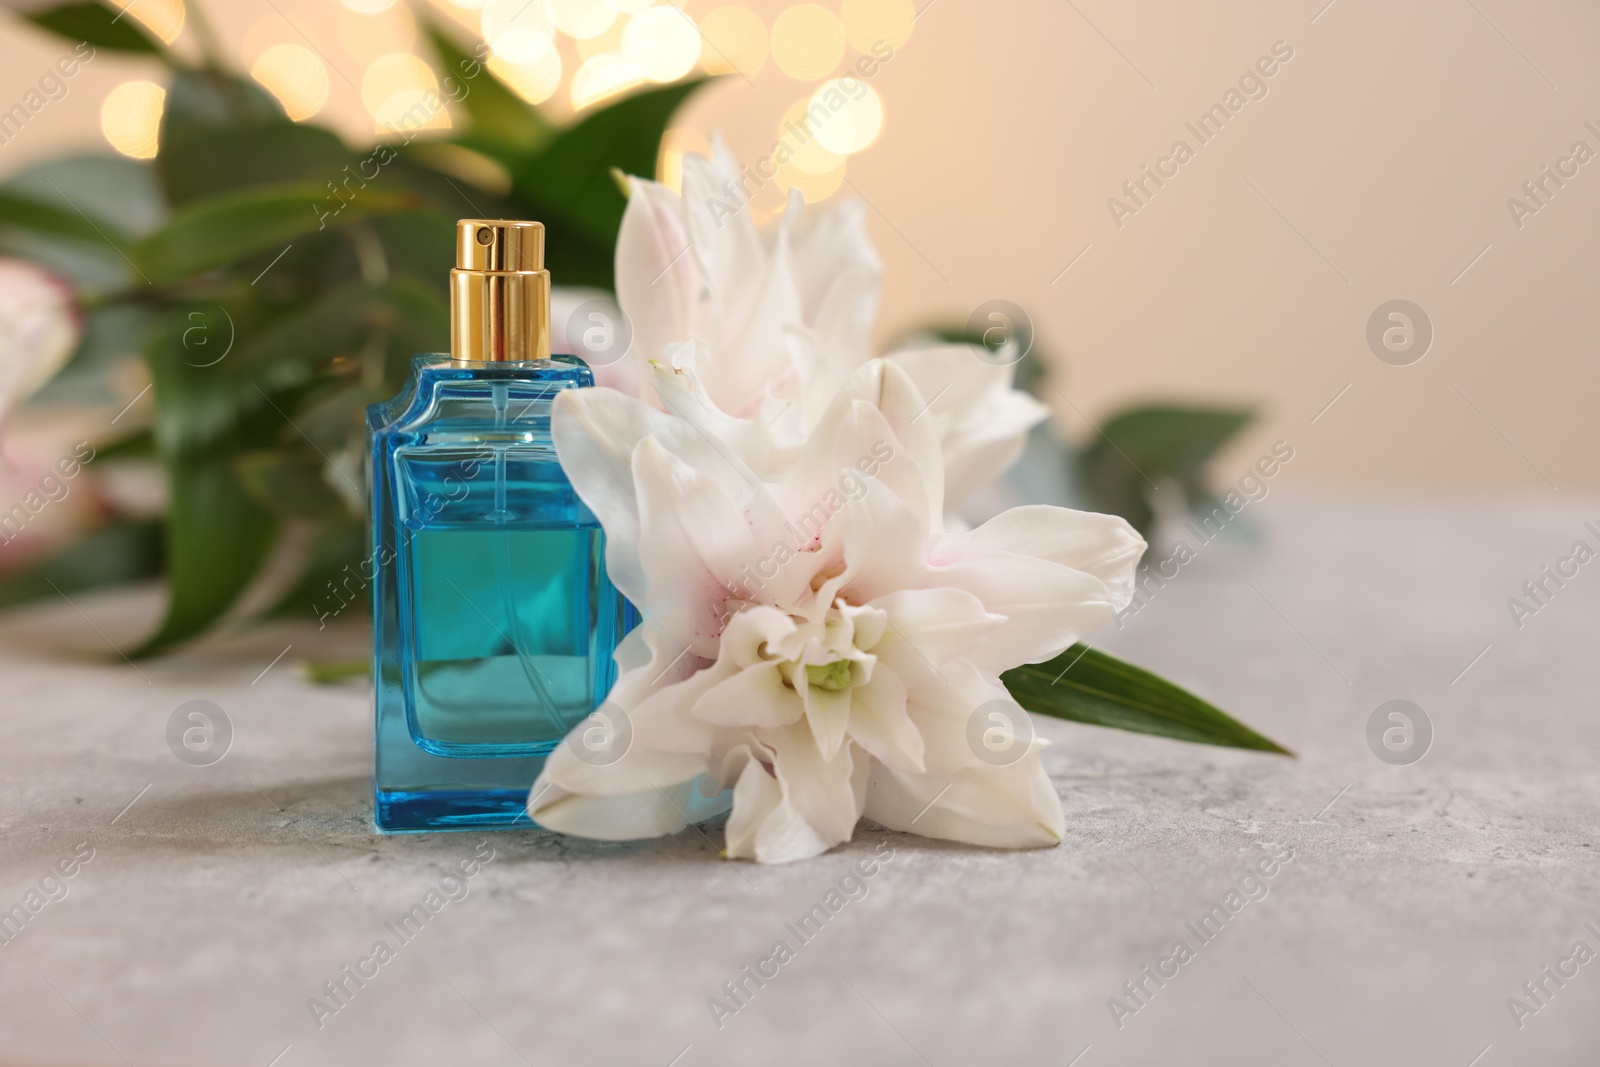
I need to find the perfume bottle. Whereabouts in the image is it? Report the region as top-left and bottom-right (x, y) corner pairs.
(369, 219), (637, 832)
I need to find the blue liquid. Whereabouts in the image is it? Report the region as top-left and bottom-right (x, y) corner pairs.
(370, 356), (636, 832)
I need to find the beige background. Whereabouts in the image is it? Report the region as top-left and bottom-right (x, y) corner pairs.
(2, 0), (1598, 490)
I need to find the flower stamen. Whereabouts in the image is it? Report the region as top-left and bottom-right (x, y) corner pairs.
(804, 659), (853, 691)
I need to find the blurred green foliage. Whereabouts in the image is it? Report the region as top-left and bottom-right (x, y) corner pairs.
(1076, 404), (1253, 537)
(0, 1), (705, 653)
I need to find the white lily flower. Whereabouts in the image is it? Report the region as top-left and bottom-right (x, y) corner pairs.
(531, 360), (1144, 863)
(609, 140), (1048, 504)
(0, 257), (79, 433)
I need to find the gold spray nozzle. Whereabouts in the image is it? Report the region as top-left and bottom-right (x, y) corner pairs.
(450, 219), (551, 363)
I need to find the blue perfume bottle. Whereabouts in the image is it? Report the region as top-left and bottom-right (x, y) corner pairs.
(369, 219), (636, 832)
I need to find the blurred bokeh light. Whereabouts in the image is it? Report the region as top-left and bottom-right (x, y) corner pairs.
(808, 78), (882, 154)
(489, 47), (564, 105)
(698, 6), (767, 77)
(362, 52), (451, 132)
(571, 52), (644, 110)
(127, 0), (186, 44)
(838, 0), (913, 51)
(100, 81), (165, 160)
(250, 44), (331, 121)
(338, 1), (417, 64)
(482, 0), (557, 63)
(549, 0), (616, 39)
(622, 6), (700, 83)
(770, 4), (844, 80)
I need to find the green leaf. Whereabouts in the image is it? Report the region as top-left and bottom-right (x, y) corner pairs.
(1, 157), (165, 272)
(289, 382), (382, 448)
(133, 454), (276, 654)
(425, 19), (550, 155)
(0, 519), (163, 609)
(0, 187), (128, 247)
(366, 210), (460, 287)
(1003, 644), (1291, 754)
(36, 304), (154, 405)
(89, 428), (153, 460)
(1076, 405), (1254, 536)
(235, 451), (346, 519)
(265, 516), (365, 622)
(132, 312), (281, 653)
(143, 310), (263, 455)
(22, 2), (163, 55)
(303, 658), (369, 684)
(510, 79), (709, 288)
(133, 181), (424, 282)
(228, 275), (448, 380)
(160, 66), (286, 153)
(391, 140), (515, 201)
(159, 121), (354, 206)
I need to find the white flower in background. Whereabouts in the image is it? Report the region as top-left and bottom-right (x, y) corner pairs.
(0, 257), (79, 434)
(608, 140), (1048, 505)
(0, 257), (92, 571)
(531, 360), (1144, 863)
(550, 285), (636, 394)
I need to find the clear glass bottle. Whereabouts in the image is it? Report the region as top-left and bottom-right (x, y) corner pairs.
(369, 220), (636, 831)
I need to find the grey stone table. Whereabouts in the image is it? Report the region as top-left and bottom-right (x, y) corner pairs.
(1, 496), (1597, 1067)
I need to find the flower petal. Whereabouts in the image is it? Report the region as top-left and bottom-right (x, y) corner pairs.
(679, 140), (767, 336)
(550, 285), (639, 395)
(845, 668), (924, 774)
(863, 756), (1065, 850)
(535, 627), (721, 799)
(0, 258), (78, 431)
(825, 361), (946, 530)
(680, 146), (799, 417)
(632, 437), (760, 655)
(723, 754), (836, 864)
(936, 503), (1146, 593)
(530, 627), (735, 839)
(551, 386), (714, 607)
(788, 197), (880, 328)
(886, 343), (1049, 504)
(717, 603), (801, 667)
(615, 175), (698, 380)
(693, 661), (805, 729)
(799, 680), (852, 761)
(651, 341), (785, 474)
(870, 587), (1004, 666)
(530, 777), (730, 841)
(832, 477), (928, 604)
(929, 505), (1146, 670)
(759, 720), (862, 848)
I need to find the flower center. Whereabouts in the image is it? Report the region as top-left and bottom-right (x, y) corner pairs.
(804, 659), (853, 691)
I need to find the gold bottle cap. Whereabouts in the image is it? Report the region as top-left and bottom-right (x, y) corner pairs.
(450, 219), (551, 363)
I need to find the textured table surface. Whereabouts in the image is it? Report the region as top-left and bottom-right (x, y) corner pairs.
(1, 495), (1597, 1067)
